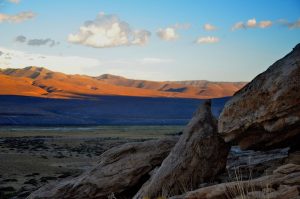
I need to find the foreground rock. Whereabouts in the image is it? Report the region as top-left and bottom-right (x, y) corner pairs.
(27, 138), (177, 199)
(170, 163), (300, 199)
(134, 100), (229, 198)
(219, 44), (300, 150)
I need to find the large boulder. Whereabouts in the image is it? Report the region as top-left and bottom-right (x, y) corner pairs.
(27, 138), (177, 199)
(218, 44), (300, 150)
(134, 100), (229, 198)
(170, 164), (300, 199)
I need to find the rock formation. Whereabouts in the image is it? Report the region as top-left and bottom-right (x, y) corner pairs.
(27, 137), (177, 199)
(218, 44), (300, 150)
(170, 163), (300, 199)
(226, 146), (289, 171)
(133, 100), (229, 198)
(27, 44), (300, 199)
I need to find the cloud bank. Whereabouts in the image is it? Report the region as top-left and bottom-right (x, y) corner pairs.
(68, 13), (151, 48)
(0, 11), (35, 23)
(203, 23), (217, 31)
(195, 36), (219, 44)
(0, 47), (101, 74)
(157, 27), (179, 41)
(232, 18), (273, 30)
(15, 35), (59, 47)
(156, 23), (190, 41)
(258, 20), (272, 28)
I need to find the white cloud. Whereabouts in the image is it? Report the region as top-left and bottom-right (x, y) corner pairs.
(0, 47), (101, 74)
(0, 11), (35, 23)
(232, 18), (273, 30)
(68, 13), (151, 48)
(195, 36), (219, 44)
(131, 30), (151, 45)
(157, 27), (179, 41)
(203, 23), (217, 31)
(247, 18), (256, 27)
(7, 0), (20, 4)
(156, 23), (190, 41)
(139, 57), (173, 65)
(258, 20), (272, 28)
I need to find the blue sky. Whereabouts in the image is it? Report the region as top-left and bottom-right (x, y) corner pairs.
(0, 0), (299, 81)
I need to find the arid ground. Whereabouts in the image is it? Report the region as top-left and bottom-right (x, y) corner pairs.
(0, 126), (182, 199)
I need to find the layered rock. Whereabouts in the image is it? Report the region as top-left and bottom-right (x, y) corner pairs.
(170, 164), (300, 199)
(27, 137), (177, 199)
(219, 44), (300, 150)
(227, 146), (289, 171)
(134, 100), (229, 198)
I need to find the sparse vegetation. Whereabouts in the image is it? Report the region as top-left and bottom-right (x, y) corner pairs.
(225, 166), (272, 199)
(0, 125), (179, 198)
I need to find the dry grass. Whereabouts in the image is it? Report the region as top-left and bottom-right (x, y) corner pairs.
(225, 166), (272, 199)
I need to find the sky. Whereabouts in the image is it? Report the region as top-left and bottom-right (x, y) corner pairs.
(0, 0), (299, 81)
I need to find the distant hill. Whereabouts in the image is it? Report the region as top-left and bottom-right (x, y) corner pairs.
(0, 66), (247, 99)
(97, 74), (246, 99)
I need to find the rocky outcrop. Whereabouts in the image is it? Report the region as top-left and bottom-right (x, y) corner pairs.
(27, 138), (177, 199)
(170, 163), (300, 199)
(227, 146), (289, 170)
(134, 100), (230, 198)
(222, 147), (291, 187)
(218, 44), (300, 150)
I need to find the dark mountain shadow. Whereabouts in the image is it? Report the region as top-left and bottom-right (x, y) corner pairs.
(0, 95), (230, 126)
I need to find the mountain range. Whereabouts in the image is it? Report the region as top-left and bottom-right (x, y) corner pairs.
(0, 66), (246, 99)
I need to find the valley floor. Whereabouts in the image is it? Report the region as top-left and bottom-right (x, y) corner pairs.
(0, 125), (182, 199)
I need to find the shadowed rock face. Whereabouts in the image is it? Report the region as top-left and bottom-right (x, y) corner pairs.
(133, 100), (230, 199)
(27, 138), (177, 199)
(218, 44), (300, 150)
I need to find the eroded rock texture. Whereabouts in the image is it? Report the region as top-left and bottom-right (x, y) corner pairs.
(134, 100), (229, 198)
(27, 138), (177, 199)
(218, 44), (300, 150)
